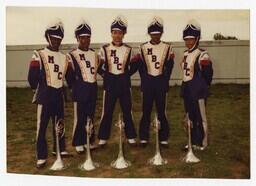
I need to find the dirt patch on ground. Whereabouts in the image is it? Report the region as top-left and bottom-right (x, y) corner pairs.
(231, 162), (250, 178)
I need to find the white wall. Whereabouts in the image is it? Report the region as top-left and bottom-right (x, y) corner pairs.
(6, 40), (249, 87)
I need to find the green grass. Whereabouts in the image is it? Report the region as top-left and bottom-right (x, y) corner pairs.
(6, 84), (250, 178)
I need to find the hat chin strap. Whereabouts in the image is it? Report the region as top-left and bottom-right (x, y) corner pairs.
(47, 34), (53, 48)
(189, 37), (199, 51)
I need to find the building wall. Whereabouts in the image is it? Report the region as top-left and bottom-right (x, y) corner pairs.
(6, 40), (249, 87)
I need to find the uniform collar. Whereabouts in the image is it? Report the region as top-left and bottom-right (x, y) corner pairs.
(111, 42), (123, 47)
(149, 40), (161, 45)
(78, 47), (89, 52)
(46, 46), (59, 52)
(188, 46), (198, 53)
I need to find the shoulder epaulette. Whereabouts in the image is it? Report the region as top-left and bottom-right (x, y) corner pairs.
(140, 41), (148, 48)
(34, 48), (44, 58)
(70, 48), (76, 53)
(102, 43), (110, 48)
(198, 48), (205, 52)
(123, 43), (132, 49)
(162, 41), (170, 45)
(59, 51), (65, 55)
(36, 48), (44, 52)
(68, 49), (76, 57)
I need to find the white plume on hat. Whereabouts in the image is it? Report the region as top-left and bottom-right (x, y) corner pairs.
(148, 16), (164, 28)
(186, 19), (201, 30)
(76, 19), (91, 28)
(114, 15), (128, 27)
(75, 18), (91, 31)
(46, 18), (64, 30)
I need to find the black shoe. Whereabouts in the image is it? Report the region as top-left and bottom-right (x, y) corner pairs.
(160, 143), (169, 149)
(98, 143), (106, 148)
(181, 144), (188, 152)
(75, 146), (85, 154)
(36, 160), (46, 169)
(84, 144), (99, 151)
(98, 139), (107, 149)
(139, 143), (148, 148)
(192, 145), (206, 151)
(77, 151), (85, 154)
(52, 151), (73, 158)
(128, 142), (137, 147)
(76, 150), (85, 155)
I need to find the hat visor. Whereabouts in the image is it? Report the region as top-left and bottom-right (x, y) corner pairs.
(183, 36), (196, 39)
(78, 33), (91, 36)
(50, 35), (63, 39)
(111, 28), (124, 32)
(149, 31), (162, 34)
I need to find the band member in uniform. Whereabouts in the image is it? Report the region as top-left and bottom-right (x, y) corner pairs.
(97, 16), (137, 147)
(181, 19), (213, 150)
(131, 16), (174, 148)
(66, 20), (99, 154)
(28, 20), (71, 169)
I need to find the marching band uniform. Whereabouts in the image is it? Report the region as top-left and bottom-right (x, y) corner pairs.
(131, 17), (174, 147)
(97, 16), (137, 146)
(181, 19), (213, 150)
(66, 20), (99, 153)
(28, 20), (70, 168)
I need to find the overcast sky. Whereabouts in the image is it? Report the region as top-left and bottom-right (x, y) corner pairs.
(6, 7), (249, 45)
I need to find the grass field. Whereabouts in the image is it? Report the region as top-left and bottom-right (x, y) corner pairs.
(6, 84), (250, 178)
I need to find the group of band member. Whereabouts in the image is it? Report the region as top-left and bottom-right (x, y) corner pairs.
(28, 15), (213, 169)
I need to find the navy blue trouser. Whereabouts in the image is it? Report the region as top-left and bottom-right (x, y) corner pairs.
(98, 89), (137, 140)
(139, 89), (169, 142)
(183, 96), (205, 146)
(72, 99), (96, 146)
(36, 99), (66, 159)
